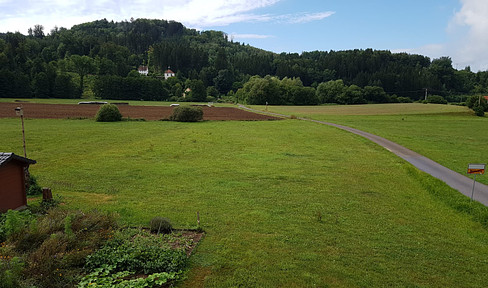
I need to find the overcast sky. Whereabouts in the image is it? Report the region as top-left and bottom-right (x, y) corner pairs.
(1, 0), (487, 71)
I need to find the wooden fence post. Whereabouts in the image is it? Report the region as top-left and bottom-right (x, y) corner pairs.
(42, 187), (52, 201)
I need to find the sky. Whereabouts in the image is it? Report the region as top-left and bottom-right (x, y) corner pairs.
(1, 0), (488, 71)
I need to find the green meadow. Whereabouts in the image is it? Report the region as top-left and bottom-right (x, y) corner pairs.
(1, 107), (488, 287)
(264, 103), (488, 186)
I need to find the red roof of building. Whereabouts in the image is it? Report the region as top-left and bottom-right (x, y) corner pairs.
(138, 66), (148, 71)
(164, 69), (175, 74)
(484, 96), (488, 101)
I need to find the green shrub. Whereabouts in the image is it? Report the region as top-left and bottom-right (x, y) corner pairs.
(0, 214), (5, 243)
(149, 217), (173, 234)
(0, 256), (24, 288)
(27, 175), (42, 196)
(466, 96), (487, 109)
(95, 104), (122, 122)
(426, 95), (447, 104)
(21, 209), (117, 287)
(3, 210), (33, 239)
(466, 96), (488, 116)
(397, 96), (413, 103)
(169, 106), (203, 122)
(0, 208), (118, 288)
(474, 105), (485, 117)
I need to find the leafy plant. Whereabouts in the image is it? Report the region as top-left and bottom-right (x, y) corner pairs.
(169, 106), (203, 122)
(27, 174), (43, 196)
(0, 214), (5, 243)
(85, 228), (187, 275)
(95, 104), (122, 122)
(149, 216), (172, 234)
(64, 215), (74, 238)
(77, 264), (180, 288)
(28, 195), (62, 214)
(3, 210), (33, 239)
(0, 256), (24, 288)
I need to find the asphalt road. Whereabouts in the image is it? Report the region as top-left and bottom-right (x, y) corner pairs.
(238, 105), (488, 206)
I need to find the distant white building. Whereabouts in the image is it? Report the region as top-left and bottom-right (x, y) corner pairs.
(164, 68), (175, 80)
(138, 66), (148, 76)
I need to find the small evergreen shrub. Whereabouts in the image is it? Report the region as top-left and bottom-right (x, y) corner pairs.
(27, 174), (42, 196)
(474, 105), (485, 117)
(169, 106), (203, 122)
(150, 217), (173, 234)
(95, 104), (122, 122)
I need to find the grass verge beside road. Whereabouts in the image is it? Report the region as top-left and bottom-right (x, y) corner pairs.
(264, 103), (488, 185)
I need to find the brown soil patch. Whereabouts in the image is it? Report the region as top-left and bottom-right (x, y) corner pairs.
(175, 230), (205, 257)
(0, 102), (280, 121)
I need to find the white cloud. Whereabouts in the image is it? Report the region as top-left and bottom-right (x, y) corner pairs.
(447, 0), (488, 71)
(160, 0), (280, 26)
(231, 33), (274, 39)
(401, 0), (488, 71)
(0, 0), (334, 35)
(0, 0), (283, 33)
(284, 12), (335, 24)
(393, 44), (447, 58)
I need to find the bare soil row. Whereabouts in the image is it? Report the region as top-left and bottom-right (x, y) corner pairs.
(0, 102), (280, 121)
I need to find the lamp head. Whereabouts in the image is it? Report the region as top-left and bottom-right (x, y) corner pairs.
(15, 107), (23, 116)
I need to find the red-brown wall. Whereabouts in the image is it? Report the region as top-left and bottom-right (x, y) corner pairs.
(0, 161), (27, 212)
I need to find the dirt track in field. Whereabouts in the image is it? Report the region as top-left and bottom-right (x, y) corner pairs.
(0, 102), (280, 121)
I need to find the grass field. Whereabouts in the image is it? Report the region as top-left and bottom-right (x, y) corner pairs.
(263, 103), (488, 186)
(2, 114), (488, 287)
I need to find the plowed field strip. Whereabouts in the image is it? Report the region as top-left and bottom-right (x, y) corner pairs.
(0, 103), (280, 121)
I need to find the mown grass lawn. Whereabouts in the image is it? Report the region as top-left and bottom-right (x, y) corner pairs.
(264, 103), (488, 186)
(1, 116), (488, 287)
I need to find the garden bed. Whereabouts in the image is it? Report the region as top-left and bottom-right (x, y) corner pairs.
(0, 207), (204, 287)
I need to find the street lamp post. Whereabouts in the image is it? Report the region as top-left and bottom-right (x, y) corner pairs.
(15, 106), (27, 158)
(15, 106), (30, 190)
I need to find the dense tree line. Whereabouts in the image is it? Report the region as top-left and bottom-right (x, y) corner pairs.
(1, 18), (488, 106)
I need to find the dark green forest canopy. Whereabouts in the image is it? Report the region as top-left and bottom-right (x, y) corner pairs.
(1, 18), (488, 104)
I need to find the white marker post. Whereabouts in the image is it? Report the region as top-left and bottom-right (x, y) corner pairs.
(468, 164), (486, 201)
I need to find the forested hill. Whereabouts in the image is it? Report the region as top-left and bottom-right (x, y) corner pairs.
(1, 18), (487, 105)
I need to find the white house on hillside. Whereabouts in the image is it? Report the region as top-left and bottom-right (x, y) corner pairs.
(138, 66), (148, 76)
(164, 68), (175, 80)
